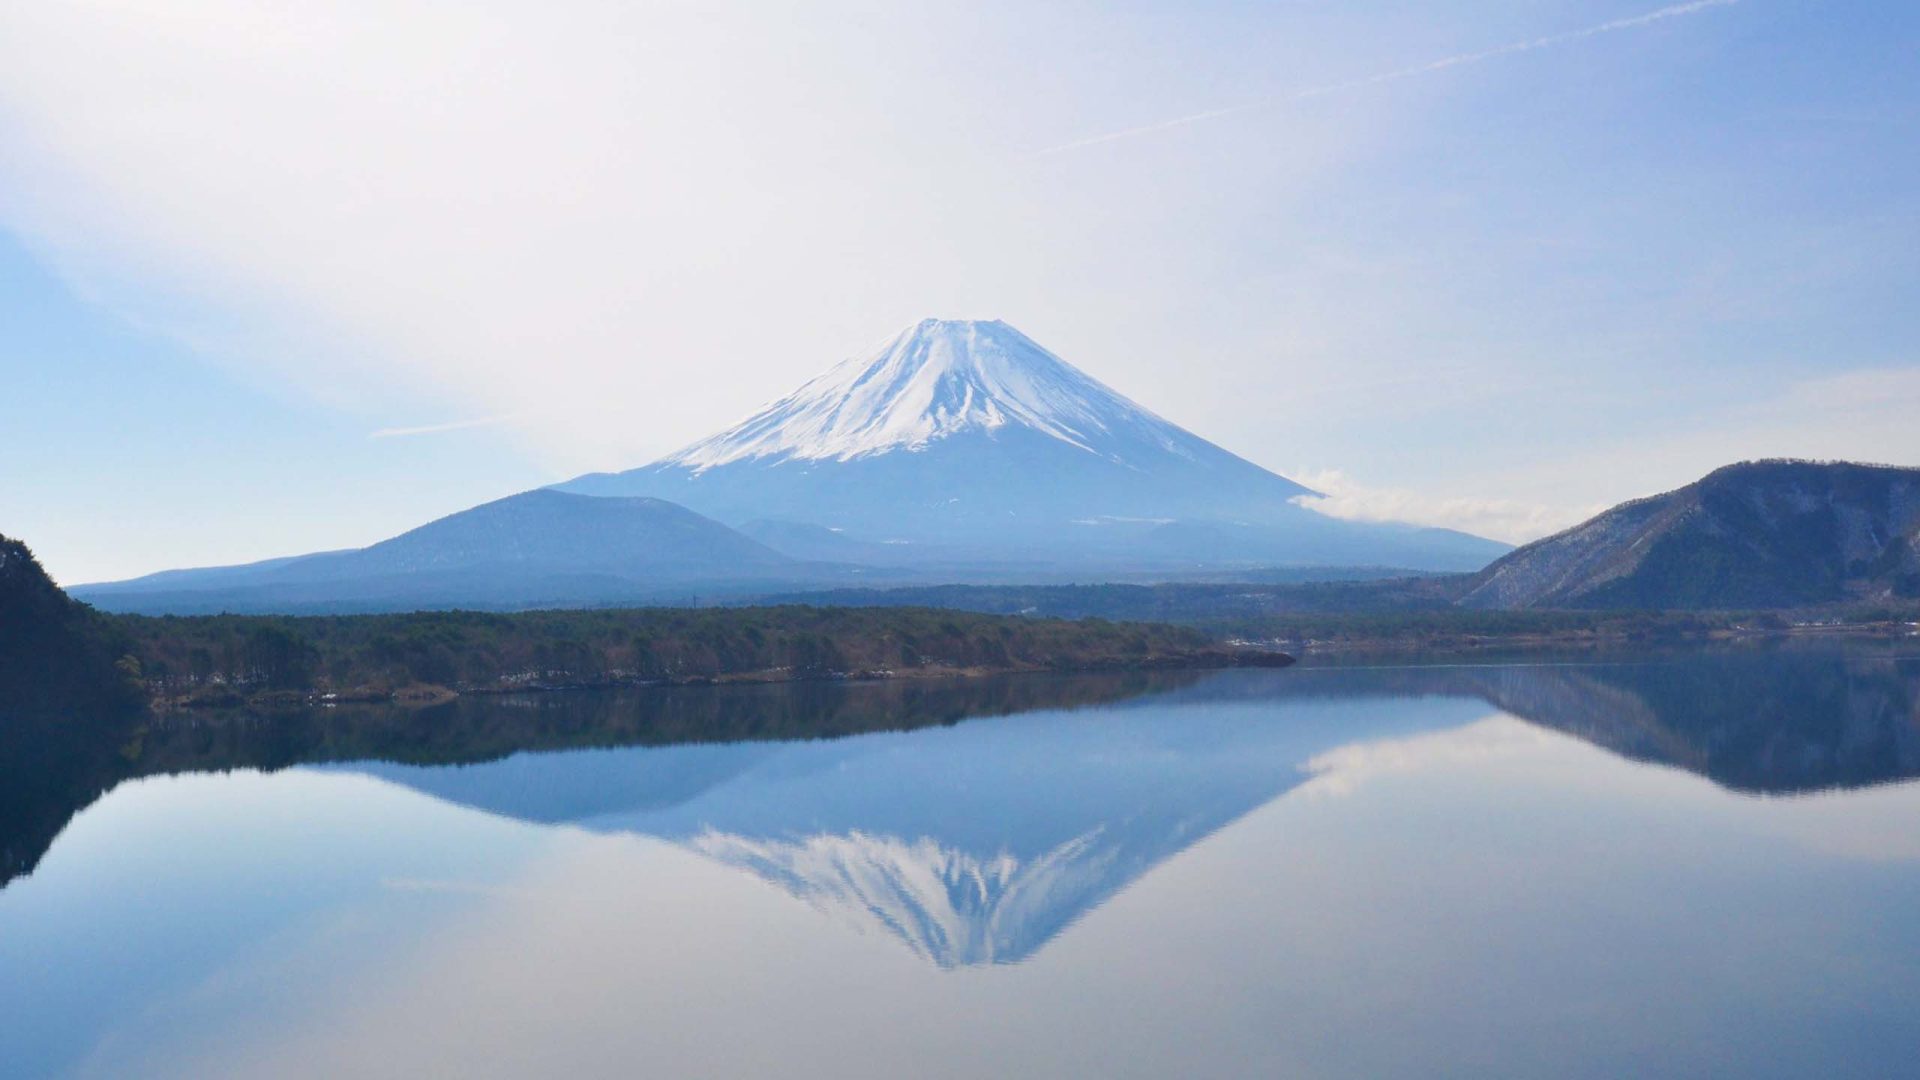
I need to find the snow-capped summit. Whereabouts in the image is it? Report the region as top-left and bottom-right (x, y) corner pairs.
(668, 318), (1204, 471)
(561, 319), (1509, 573)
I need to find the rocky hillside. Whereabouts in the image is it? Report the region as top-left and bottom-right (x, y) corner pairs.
(1460, 460), (1920, 610)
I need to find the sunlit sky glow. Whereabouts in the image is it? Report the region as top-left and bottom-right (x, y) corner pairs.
(2, 0), (1915, 584)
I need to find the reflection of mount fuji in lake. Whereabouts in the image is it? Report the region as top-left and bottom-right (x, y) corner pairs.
(337, 645), (1920, 966)
(345, 682), (1475, 966)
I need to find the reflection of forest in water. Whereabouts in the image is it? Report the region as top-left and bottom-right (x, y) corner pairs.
(0, 670), (1199, 886)
(4, 644), (1917, 891)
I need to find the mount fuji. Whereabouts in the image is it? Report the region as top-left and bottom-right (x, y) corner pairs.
(561, 318), (1504, 574)
(74, 319), (1505, 613)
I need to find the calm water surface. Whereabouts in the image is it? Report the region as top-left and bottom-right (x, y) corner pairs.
(3, 647), (1918, 1078)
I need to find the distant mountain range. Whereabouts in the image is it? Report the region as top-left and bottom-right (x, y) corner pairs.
(75, 319), (1507, 614)
(1461, 460), (1920, 610)
(60, 318), (1920, 617)
(74, 491), (845, 615)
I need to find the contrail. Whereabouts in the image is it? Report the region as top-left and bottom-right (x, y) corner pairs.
(370, 414), (515, 439)
(1033, 0), (1740, 156)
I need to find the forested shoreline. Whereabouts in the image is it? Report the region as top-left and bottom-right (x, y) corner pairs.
(113, 605), (1288, 708)
(760, 580), (1920, 649)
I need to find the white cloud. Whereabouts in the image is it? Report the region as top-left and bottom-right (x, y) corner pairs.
(1290, 468), (1603, 544)
(1293, 365), (1920, 544)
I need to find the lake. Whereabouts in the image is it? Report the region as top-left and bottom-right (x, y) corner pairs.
(3, 644), (1918, 1078)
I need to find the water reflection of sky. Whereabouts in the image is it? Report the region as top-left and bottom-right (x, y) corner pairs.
(4, 664), (1919, 1079)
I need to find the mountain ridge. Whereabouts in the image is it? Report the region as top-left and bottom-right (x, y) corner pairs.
(1460, 459), (1920, 609)
(74, 490), (844, 614)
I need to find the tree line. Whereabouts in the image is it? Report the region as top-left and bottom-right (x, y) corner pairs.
(114, 605), (1225, 700)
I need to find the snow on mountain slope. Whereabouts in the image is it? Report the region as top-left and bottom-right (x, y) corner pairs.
(669, 318), (1212, 470)
(561, 318), (1507, 573)
(689, 827), (1124, 968)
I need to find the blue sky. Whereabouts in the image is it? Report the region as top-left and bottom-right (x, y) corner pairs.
(2, 0), (1916, 584)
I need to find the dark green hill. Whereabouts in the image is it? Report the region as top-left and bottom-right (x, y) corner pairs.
(0, 534), (144, 884)
(1461, 460), (1920, 610)
(0, 534), (138, 713)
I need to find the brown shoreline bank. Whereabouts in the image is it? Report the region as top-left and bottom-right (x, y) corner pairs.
(1246, 618), (1920, 658)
